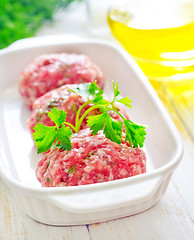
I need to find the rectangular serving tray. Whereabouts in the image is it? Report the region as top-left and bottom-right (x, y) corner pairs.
(0, 35), (183, 225)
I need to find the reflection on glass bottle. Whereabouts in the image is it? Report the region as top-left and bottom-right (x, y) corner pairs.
(107, 0), (194, 140)
(107, 0), (194, 81)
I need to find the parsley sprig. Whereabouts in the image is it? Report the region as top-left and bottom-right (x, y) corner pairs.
(32, 81), (147, 153)
(33, 108), (73, 153)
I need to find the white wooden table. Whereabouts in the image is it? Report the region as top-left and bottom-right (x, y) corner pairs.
(0, 2), (194, 239)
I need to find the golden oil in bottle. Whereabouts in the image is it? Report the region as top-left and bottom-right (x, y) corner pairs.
(107, 0), (194, 139)
(107, 0), (194, 84)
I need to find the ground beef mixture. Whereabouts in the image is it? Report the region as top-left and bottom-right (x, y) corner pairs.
(19, 53), (105, 108)
(27, 84), (129, 133)
(36, 129), (146, 187)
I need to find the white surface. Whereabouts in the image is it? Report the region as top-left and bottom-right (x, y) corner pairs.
(0, 36), (183, 225)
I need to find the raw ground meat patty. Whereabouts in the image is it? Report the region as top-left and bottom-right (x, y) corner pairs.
(27, 83), (129, 133)
(36, 128), (146, 187)
(19, 53), (105, 109)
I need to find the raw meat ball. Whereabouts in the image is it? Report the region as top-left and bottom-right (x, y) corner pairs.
(36, 128), (146, 187)
(26, 83), (129, 133)
(19, 53), (105, 108)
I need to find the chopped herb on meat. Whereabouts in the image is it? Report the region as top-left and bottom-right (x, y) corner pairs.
(68, 165), (76, 174)
(47, 177), (51, 182)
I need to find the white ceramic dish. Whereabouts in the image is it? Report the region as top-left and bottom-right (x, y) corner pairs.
(0, 35), (183, 226)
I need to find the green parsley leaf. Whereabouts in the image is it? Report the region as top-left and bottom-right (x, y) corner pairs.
(70, 81), (103, 100)
(87, 112), (123, 144)
(124, 119), (146, 148)
(117, 97), (132, 108)
(89, 81), (103, 96)
(93, 95), (109, 105)
(112, 82), (132, 108)
(55, 125), (73, 151)
(32, 123), (57, 154)
(87, 113), (106, 135)
(33, 107), (73, 153)
(103, 114), (123, 144)
(48, 107), (67, 126)
(69, 83), (90, 98)
(112, 81), (120, 98)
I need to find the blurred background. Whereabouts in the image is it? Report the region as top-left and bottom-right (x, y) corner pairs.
(0, 0), (84, 49)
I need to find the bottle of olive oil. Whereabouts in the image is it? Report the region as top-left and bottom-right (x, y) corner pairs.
(107, 0), (194, 139)
(107, 0), (194, 82)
